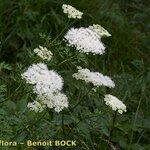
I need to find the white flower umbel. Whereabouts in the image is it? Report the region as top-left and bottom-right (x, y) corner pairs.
(104, 94), (127, 114)
(34, 46), (53, 61)
(62, 4), (83, 19)
(72, 67), (115, 88)
(37, 92), (68, 113)
(21, 63), (64, 94)
(27, 101), (45, 112)
(89, 24), (111, 38)
(64, 27), (105, 55)
(22, 63), (68, 113)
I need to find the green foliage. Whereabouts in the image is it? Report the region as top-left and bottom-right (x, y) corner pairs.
(0, 0), (149, 150)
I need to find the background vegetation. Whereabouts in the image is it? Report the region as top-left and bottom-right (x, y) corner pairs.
(0, 0), (149, 149)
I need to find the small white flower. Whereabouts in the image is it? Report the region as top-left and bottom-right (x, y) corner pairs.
(72, 67), (115, 88)
(62, 4), (83, 19)
(37, 92), (69, 113)
(89, 24), (111, 38)
(64, 27), (105, 55)
(34, 46), (53, 61)
(104, 94), (127, 114)
(27, 101), (45, 112)
(22, 63), (68, 113)
(21, 63), (64, 94)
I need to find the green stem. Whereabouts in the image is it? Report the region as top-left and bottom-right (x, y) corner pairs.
(128, 90), (143, 149)
(71, 88), (92, 110)
(110, 111), (117, 136)
(105, 111), (117, 150)
(55, 55), (77, 68)
(61, 113), (65, 136)
(100, 136), (116, 150)
(51, 19), (76, 45)
(11, 111), (47, 140)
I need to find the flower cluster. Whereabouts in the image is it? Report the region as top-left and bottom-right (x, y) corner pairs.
(37, 92), (68, 113)
(27, 101), (45, 113)
(21, 4), (127, 115)
(34, 46), (53, 61)
(22, 63), (68, 113)
(89, 24), (111, 38)
(64, 27), (105, 55)
(62, 4), (83, 19)
(104, 94), (127, 114)
(21, 63), (63, 94)
(72, 67), (115, 88)
(62, 4), (127, 113)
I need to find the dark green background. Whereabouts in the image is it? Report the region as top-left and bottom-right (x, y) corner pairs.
(0, 0), (149, 149)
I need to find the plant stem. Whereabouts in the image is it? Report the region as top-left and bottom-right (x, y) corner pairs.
(110, 111), (117, 137)
(71, 88), (92, 110)
(51, 19), (76, 44)
(55, 55), (77, 68)
(61, 113), (65, 136)
(128, 90), (143, 149)
(105, 111), (117, 150)
(11, 111), (47, 140)
(100, 136), (116, 150)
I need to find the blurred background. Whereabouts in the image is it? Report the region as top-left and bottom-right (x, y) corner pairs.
(0, 0), (149, 149)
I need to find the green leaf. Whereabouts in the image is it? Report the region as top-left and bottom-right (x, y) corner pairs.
(129, 144), (144, 150)
(4, 100), (16, 113)
(0, 108), (7, 115)
(77, 122), (90, 139)
(144, 145), (150, 150)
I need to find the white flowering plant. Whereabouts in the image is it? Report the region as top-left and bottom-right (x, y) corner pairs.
(0, 1), (149, 150)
